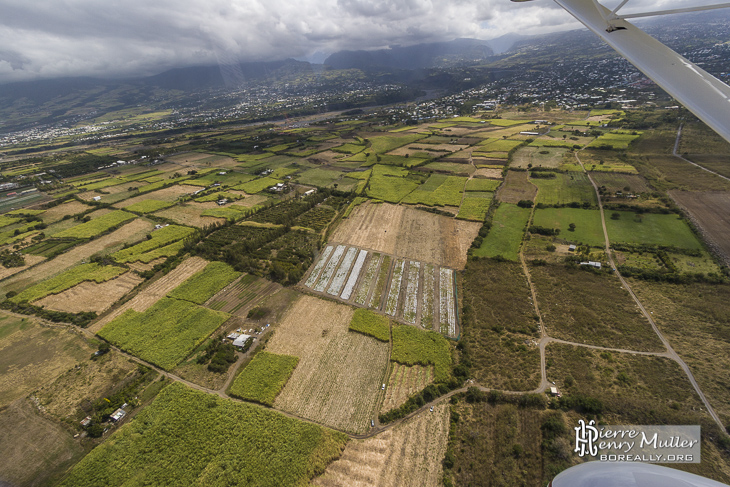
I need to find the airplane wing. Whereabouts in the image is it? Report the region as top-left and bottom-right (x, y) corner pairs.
(552, 0), (730, 143)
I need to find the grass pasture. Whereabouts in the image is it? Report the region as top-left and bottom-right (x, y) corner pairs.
(465, 178), (501, 192)
(229, 351), (299, 406)
(123, 199), (174, 214)
(365, 165), (419, 203)
(98, 298), (229, 370)
(588, 131), (641, 150)
(532, 172), (597, 206)
(512, 146), (568, 170)
(532, 208), (604, 246)
(496, 170), (537, 204)
(233, 176), (282, 194)
(474, 203), (530, 261)
(401, 174), (465, 207)
(59, 383), (349, 487)
(605, 212), (702, 249)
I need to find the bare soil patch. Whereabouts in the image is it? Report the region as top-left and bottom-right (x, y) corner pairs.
(268, 295), (390, 434)
(496, 170), (537, 204)
(89, 256), (208, 333)
(313, 403), (449, 487)
(165, 152), (240, 169)
(34, 271), (144, 314)
(1, 218), (154, 296)
(0, 315), (92, 407)
(331, 202), (480, 269)
(0, 399), (84, 487)
(670, 190), (730, 266)
(473, 168), (503, 179)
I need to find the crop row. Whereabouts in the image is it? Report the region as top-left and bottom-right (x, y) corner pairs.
(439, 268), (456, 336)
(327, 246), (358, 296)
(421, 264), (436, 330)
(313, 245), (345, 292)
(354, 253), (380, 305)
(305, 245), (334, 287)
(385, 259), (405, 316)
(340, 249), (368, 300)
(402, 261), (420, 324)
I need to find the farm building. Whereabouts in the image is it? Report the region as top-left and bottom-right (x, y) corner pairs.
(303, 189), (317, 197)
(520, 131), (540, 136)
(568, 245), (577, 252)
(580, 261), (602, 269)
(92, 196), (102, 201)
(233, 334), (253, 348)
(227, 332), (241, 341)
(110, 408), (126, 422)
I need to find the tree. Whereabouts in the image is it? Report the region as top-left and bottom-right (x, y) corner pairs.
(568, 223), (576, 232)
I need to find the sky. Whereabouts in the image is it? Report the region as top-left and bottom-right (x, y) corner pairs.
(0, 0), (715, 83)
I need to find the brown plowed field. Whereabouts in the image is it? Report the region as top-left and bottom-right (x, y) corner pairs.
(205, 274), (281, 316)
(89, 256), (208, 333)
(313, 403), (450, 487)
(496, 170), (537, 204)
(380, 363), (434, 414)
(115, 184), (201, 207)
(0, 218), (154, 296)
(34, 272), (144, 314)
(670, 190), (730, 266)
(268, 295), (390, 434)
(331, 202), (479, 269)
(41, 200), (91, 223)
(154, 204), (226, 227)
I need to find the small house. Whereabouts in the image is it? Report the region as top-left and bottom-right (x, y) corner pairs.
(233, 334), (252, 348)
(580, 261), (602, 269)
(110, 408), (126, 422)
(568, 244), (576, 252)
(92, 196), (102, 202)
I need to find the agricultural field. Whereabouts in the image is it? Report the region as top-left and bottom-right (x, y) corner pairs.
(512, 146), (569, 170)
(229, 351), (299, 405)
(40, 200), (91, 223)
(58, 383), (349, 487)
(532, 172), (597, 206)
(605, 211), (702, 249)
(0, 218), (153, 297)
(0, 314), (92, 407)
(267, 296), (390, 434)
(380, 363), (433, 413)
(90, 256), (208, 332)
(496, 170), (537, 204)
(168, 261), (241, 304)
(670, 191), (730, 265)
(457, 192), (492, 221)
(313, 403), (450, 487)
(34, 271), (144, 314)
(112, 224), (195, 263)
(588, 131), (641, 150)
(391, 324), (452, 383)
(205, 273), (281, 315)
(473, 203), (530, 261)
(121, 199), (174, 214)
(348, 308), (390, 342)
(590, 172), (651, 194)
(98, 297), (230, 370)
(10, 263), (127, 304)
(0, 254), (45, 281)
(366, 165), (420, 203)
(530, 264), (664, 351)
(401, 174), (466, 207)
(331, 202), (480, 269)
(465, 178), (501, 192)
(461, 260), (541, 390)
(531, 207), (604, 247)
(154, 203), (227, 227)
(53, 210), (136, 239)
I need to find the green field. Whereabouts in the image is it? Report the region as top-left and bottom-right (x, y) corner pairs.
(473, 203), (530, 261)
(168, 261), (241, 304)
(605, 212), (703, 249)
(365, 165), (419, 203)
(228, 351), (299, 406)
(401, 174), (465, 207)
(99, 298), (230, 370)
(296, 168), (344, 187)
(529, 138), (575, 149)
(54, 210), (136, 239)
(348, 308), (390, 342)
(457, 192), (493, 221)
(391, 324), (452, 383)
(465, 178), (501, 192)
(531, 208), (604, 246)
(478, 138), (524, 152)
(233, 177), (282, 194)
(10, 263), (127, 304)
(123, 199), (174, 214)
(112, 225), (195, 263)
(59, 383), (348, 486)
(588, 132), (641, 150)
(371, 133), (427, 153)
(487, 119), (525, 127)
(532, 172), (597, 206)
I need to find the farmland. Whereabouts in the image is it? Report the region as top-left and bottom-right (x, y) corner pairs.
(59, 383), (349, 487)
(53, 210), (136, 238)
(605, 211), (703, 249)
(34, 271), (144, 314)
(391, 324), (452, 383)
(229, 351), (299, 405)
(670, 191), (730, 265)
(532, 172), (597, 206)
(112, 224), (195, 263)
(380, 363), (433, 413)
(473, 203), (530, 261)
(267, 296), (390, 434)
(531, 207), (604, 247)
(349, 308), (390, 341)
(168, 261), (241, 304)
(496, 170), (537, 204)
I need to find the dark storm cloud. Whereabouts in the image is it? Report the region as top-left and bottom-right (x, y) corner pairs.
(0, 0), (711, 83)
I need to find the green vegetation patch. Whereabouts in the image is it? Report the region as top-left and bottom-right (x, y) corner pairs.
(391, 324), (452, 382)
(297, 168), (344, 187)
(54, 210), (135, 239)
(487, 119), (526, 127)
(168, 261), (241, 304)
(365, 165), (419, 203)
(123, 199), (174, 214)
(532, 172), (597, 206)
(532, 208), (604, 246)
(233, 177), (283, 194)
(99, 298), (229, 370)
(229, 351), (299, 406)
(605, 212), (702, 249)
(588, 132), (641, 150)
(195, 191), (245, 203)
(112, 225), (195, 263)
(59, 382), (348, 487)
(348, 308), (390, 342)
(0, 216), (22, 228)
(5, 209), (44, 216)
(465, 178), (501, 192)
(401, 174), (465, 207)
(457, 192), (493, 221)
(473, 203), (530, 261)
(10, 263), (126, 304)
(370, 133), (427, 154)
(529, 138), (575, 149)
(479, 138), (524, 151)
